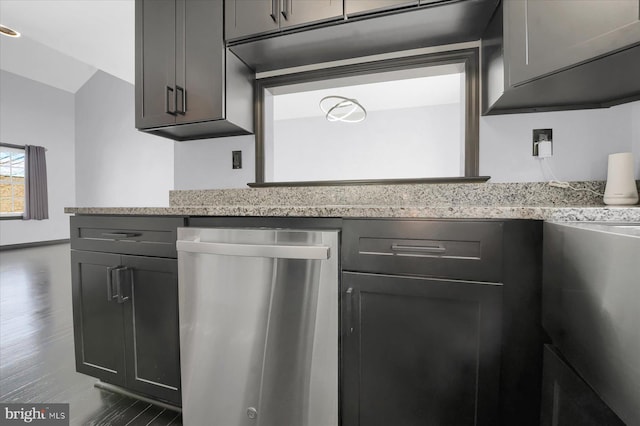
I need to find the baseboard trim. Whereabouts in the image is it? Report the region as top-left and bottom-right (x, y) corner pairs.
(0, 239), (70, 251)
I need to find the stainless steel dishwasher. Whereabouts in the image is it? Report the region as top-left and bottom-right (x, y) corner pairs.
(176, 227), (339, 426)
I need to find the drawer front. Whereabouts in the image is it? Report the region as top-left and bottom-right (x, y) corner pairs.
(70, 216), (185, 258)
(342, 219), (503, 282)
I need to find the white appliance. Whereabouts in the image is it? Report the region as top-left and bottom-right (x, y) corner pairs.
(603, 152), (639, 205)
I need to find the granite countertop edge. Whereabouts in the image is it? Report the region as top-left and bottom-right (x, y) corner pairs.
(64, 205), (640, 222)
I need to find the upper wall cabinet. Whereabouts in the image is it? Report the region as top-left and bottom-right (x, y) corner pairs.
(228, 0), (499, 72)
(135, 0), (254, 141)
(506, 0), (640, 87)
(225, 0), (344, 41)
(345, 0), (417, 17)
(345, 0), (469, 17)
(482, 0), (640, 114)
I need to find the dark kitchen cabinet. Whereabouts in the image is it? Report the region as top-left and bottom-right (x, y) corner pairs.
(345, 0), (417, 17)
(229, 0), (499, 72)
(71, 250), (126, 386)
(135, 0), (175, 130)
(225, 0), (343, 41)
(341, 219), (545, 426)
(506, 0), (640, 87)
(121, 255), (181, 404)
(540, 345), (625, 426)
(225, 0), (279, 40)
(344, 0), (458, 18)
(482, 0), (640, 114)
(70, 216), (185, 406)
(135, 0), (253, 140)
(342, 272), (502, 426)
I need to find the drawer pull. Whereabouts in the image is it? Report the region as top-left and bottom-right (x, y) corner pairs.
(101, 232), (141, 239)
(391, 244), (446, 254)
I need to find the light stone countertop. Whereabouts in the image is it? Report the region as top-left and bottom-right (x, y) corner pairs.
(64, 204), (640, 222)
(65, 181), (640, 222)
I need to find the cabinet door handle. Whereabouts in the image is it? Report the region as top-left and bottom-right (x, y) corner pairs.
(106, 266), (120, 301)
(165, 86), (176, 115)
(280, 0), (290, 20)
(176, 85), (186, 114)
(270, 0), (278, 22)
(391, 244), (446, 254)
(346, 287), (354, 335)
(115, 267), (131, 304)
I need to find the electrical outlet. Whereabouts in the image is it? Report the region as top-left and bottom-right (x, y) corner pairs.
(232, 151), (242, 169)
(532, 129), (553, 156)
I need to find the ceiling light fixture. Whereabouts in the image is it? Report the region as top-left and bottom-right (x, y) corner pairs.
(0, 24), (21, 38)
(319, 95), (367, 123)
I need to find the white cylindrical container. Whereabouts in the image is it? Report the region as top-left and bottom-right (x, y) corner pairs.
(603, 152), (639, 205)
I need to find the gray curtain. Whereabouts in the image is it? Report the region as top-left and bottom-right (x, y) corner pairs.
(23, 145), (49, 220)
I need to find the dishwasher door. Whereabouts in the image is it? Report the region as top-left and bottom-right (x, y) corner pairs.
(177, 227), (339, 426)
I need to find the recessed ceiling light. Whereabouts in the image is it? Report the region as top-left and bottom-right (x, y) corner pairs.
(0, 24), (21, 38)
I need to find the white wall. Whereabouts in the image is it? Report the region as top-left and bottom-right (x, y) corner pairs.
(0, 71), (76, 246)
(174, 135), (255, 189)
(75, 71), (174, 206)
(175, 100), (640, 188)
(480, 101), (639, 182)
(269, 104), (461, 181)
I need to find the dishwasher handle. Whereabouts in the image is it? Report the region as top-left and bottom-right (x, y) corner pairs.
(177, 240), (330, 260)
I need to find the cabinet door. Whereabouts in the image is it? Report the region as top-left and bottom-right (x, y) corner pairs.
(71, 250), (126, 387)
(225, 0), (280, 40)
(506, 0), (640, 86)
(121, 255), (181, 406)
(341, 272), (502, 426)
(135, 0), (177, 129)
(345, 0), (417, 17)
(540, 345), (625, 426)
(280, 0), (343, 29)
(175, 0), (224, 125)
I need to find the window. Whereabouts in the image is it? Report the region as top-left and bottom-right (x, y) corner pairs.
(253, 48), (480, 185)
(0, 147), (25, 217)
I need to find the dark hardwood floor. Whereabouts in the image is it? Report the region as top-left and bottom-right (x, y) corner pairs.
(0, 244), (182, 426)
